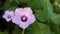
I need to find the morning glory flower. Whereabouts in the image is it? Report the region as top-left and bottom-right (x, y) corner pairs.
(2, 10), (14, 22)
(12, 7), (36, 29)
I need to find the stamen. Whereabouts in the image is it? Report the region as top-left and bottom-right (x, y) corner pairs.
(21, 16), (27, 22)
(7, 15), (11, 18)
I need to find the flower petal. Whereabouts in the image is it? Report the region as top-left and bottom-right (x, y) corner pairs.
(12, 16), (20, 25)
(15, 7), (33, 16)
(19, 23), (30, 29)
(24, 7), (33, 14)
(26, 14), (36, 24)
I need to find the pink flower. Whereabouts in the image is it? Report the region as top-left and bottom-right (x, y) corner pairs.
(2, 10), (14, 22)
(12, 7), (36, 29)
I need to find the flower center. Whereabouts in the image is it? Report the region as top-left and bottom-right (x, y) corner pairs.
(21, 16), (27, 22)
(7, 15), (11, 18)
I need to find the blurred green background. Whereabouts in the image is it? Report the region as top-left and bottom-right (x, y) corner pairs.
(0, 0), (60, 34)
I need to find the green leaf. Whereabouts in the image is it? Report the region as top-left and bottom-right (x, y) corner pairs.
(45, 0), (60, 25)
(52, 25), (60, 34)
(17, 0), (31, 3)
(30, 21), (51, 34)
(0, 32), (8, 34)
(57, 0), (60, 4)
(31, 0), (53, 22)
(35, 10), (48, 22)
(51, 32), (56, 34)
(48, 3), (60, 24)
(3, 0), (18, 11)
(50, 13), (60, 25)
(25, 26), (33, 34)
(29, 0), (50, 10)
(13, 26), (22, 34)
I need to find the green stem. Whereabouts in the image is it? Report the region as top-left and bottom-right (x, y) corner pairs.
(22, 29), (25, 34)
